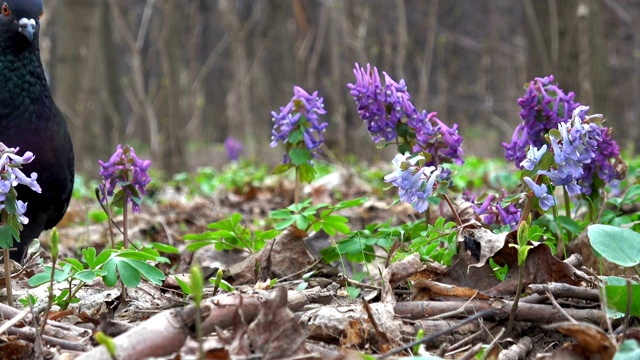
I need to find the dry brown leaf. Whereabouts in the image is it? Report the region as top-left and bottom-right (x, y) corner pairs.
(543, 322), (616, 360)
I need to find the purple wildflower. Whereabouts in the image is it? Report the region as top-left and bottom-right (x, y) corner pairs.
(428, 115), (464, 165)
(504, 75), (580, 166)
(270, 86), (328, 163)
(224, 136), (244, 162)
(464, 191), (521, 229)
(348, 63), (464, 166)
(99, 145), (151, 213)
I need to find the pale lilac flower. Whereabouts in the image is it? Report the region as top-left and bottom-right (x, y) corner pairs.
(0, 143), (41, 225)
(384, 153), (440, 213)
(520, 144), (547, 171)
(523, 177), (556, 211)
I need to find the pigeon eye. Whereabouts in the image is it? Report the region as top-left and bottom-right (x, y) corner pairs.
(1, 4), (10, 17)
(39, 10), (44, 19)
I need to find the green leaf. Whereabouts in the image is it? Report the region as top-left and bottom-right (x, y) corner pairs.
(537, 150), (555, 171)
(83, 248), (97, 268)
(175, 276), (192, 295)
(74, 270), (99, 283)
(397, 143), (411, 155)
(114, 259), (141, 287)
(287, 128), (304, 144)
(28, 272), (53, 287)
(149, 243), (179, 254)
(102, 258), (118, 287)
(95, 249), (116, 267)
(289, 148), (312, 166)
(294, 215), (309, 231)
(63, 258), (84, 271)
(588, 225), (640, 267)
(298, 163), (316, 183)
(190, 266), (204, 304)
(621, 185), (640, 205)
(274, 217), (296, 230)
(605, 281), (640, 318)
(270, 209), (293, 219)
(334, 197), (368, 210)
(615, 340), (640, 360)
(124, 259), (166, 285)
(89, 210), (109, 223)
(272, 163), (293, 175)
(0, 225), (15, 249)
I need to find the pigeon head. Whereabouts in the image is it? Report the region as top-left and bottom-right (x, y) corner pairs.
(0, 0), (44, 51)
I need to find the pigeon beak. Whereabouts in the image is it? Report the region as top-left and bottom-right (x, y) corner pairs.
(18, 18), (37, 42)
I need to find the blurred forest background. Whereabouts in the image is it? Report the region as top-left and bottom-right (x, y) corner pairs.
(39, 0), (640, 175)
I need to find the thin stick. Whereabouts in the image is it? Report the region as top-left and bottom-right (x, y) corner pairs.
(376, 310), (497, 359)
(546, 290), (577, 323)
(3, 248), (13, 307)
(442, 193), (462, 226)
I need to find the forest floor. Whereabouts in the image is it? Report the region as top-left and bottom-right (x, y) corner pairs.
(1, 164), (638, 360)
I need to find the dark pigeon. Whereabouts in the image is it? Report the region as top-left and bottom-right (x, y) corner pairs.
(0, 0), (74, 261)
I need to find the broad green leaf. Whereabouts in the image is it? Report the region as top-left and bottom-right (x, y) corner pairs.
(269, 209), (293, 219)
(588, 225), (640, 267)
(64, 258), (84, 271)
(175, 276), (192, 295)
(298, 163), (316, 183)
(605, 281), (640, 318)
(289, 148), (312, 166)
(274, 217), (296, 230)
(272, 163), (293, 175)
(149, 243), (179, 254)
(127, 260), (165, 285)
(615, 340), (640, 360)
(83, 247), (97, 268)
(115, 259), (141, 287)
(75, 270), (99, 283)
(287, 128), (304, 144)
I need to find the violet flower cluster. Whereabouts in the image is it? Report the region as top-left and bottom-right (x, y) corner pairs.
(99, 145), (151, 213)
(506, 75), (625, 197)
(520, 106), (614, 209)
(348, 63), (463, 166)
(224, 136), (244, 162)
(270, 86), (328, 163)
(503, 75), (580, 165)
(465, 191), (521, 229)
(384, 154), (440, 213)
(0, 143), (41, 225)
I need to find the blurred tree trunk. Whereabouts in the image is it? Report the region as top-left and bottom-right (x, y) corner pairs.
(218, 0), (255, 157)
(157, 0), (186, 174)
(525, 0), (608, 113)
(51, 0), (117, 173)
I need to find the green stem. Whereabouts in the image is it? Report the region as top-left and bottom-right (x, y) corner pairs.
(506, 265), (525, 335)
(562, 186), (571, 219)
(294, 167), (300, 204)
(552, 202), (565, 258)
(123, 200), (129, 249)
(562, 186), (573, 251)
(40, 255), (58, 336)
